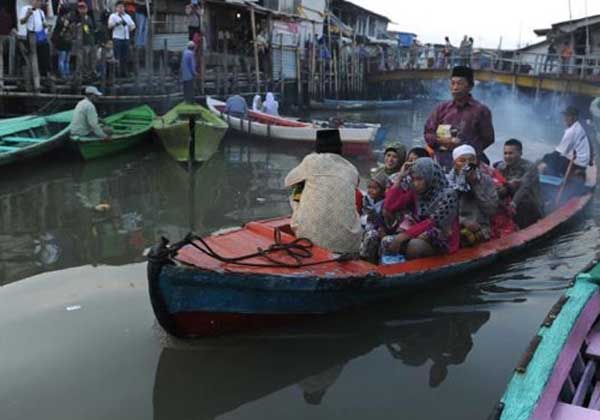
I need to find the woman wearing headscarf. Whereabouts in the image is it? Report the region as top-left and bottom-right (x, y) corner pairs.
(361, 158), (459, 262)
(373, 143), (407, 188)
(252, 94), (262, 112)
(263, 92), (279, 116)
(285, 130), (362, 254)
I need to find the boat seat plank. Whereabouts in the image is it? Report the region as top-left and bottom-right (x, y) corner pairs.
(586, 321), (600, 359)
(0, 145), (20, 151)
(2, 136), (47, 143)
(572, 353), (587, 384)
(589, 381), (600, 409)
(572, 360), (597, 406)
(552, 402), (600, 419)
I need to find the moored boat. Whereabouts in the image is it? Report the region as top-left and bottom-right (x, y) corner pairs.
(0, 110), (73, 167)
(153, 102), (228, 163)
(69, 105), (155, 160)
(206, 96), (380, 155)
(147, 166), (597, 338)
(491, 259), (600, 420)
(310, 98), (413, 111)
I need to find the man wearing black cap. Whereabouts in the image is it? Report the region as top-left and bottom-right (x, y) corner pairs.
(424, 66), (495, 171)
(539, 106), (592, 177)
(284, 129), (362, 254)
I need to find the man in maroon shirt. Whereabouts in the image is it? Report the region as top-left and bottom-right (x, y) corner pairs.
(424, 66), (495, 171)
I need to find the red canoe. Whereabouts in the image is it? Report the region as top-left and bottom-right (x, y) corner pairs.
(147, 167), (597, 338)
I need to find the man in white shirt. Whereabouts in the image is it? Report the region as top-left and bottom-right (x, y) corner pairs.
(108, 1), (135, 76)
(540, 106), (593, 177)
(19, 0), (51, 81)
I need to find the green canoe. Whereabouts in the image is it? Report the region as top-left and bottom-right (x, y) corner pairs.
(70, 105), (156, 160)
(153, 102), (228, 163)
(0, 111), (73, 167)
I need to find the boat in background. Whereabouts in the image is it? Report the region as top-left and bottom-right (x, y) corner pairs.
(0, 110), (73, 167)
(310, 98), (413, 111)
(154, 102), (228, 163)
(206, 96), (380, 155)
(147, 166), (597, 338)
(491, 259), (600, 420)
(69, 105), (155, 160)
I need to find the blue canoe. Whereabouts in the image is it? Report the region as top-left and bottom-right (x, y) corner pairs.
(0, 111), (73, 167)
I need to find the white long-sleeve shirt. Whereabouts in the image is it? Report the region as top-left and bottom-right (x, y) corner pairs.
(556, 120), (591, 168)
(108, 12), (135, 40)
(18, 6), (46, 37)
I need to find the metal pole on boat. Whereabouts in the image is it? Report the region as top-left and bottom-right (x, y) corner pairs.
(188, 116), (196, 172)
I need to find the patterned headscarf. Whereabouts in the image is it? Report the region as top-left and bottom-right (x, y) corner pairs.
(410, 158), (458, 227)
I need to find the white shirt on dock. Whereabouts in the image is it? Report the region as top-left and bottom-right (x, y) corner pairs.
(108, 12), (136, 40)
(556, 120), (591, 168)
(18, 6), (46, 37)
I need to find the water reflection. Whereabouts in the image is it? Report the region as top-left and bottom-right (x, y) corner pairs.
(152, 302), (489, 420)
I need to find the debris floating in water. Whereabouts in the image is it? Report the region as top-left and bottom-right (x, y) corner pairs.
(66, 305), (82, 312)
(256, 198), (267, 203)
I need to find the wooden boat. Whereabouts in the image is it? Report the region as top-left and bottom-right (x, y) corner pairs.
(490, 259), (600, 420)
(310, 98), (413, 111)
(147, 166), (597, 339)
(206, 96), (380, 155)
(69, 105), (155, 160)
(153, 102), (228, 163)
(0, 111), (73, 167)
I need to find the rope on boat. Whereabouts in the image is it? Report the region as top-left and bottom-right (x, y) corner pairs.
(148, 229), (356, 269)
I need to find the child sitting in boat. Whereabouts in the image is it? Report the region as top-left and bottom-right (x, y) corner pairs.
(447, 145), (499, 247)
(361, 173), (387, 229)
(361, 158), (459, 262)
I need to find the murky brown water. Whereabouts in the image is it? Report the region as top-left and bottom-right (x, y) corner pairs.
(1, 96), (598, 420)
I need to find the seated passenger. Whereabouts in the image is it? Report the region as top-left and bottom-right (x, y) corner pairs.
(224, 94), (248, 118)
(539, 106), (592, 178)
(407, 147), (430, 162)
(252, 94), (262, 112)
(494, 139), (544, 228)
(361, 158), (459, 262)
(373, 143), (407, 188)
(361, 173), (387, 229)
(285, 129), (362, 254)
(447, 145), (499, 247)
(263, 92), (280, 116)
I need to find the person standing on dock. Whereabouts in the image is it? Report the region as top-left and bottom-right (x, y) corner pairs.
(108, 1), (135, 77)
(424, 66), (495, 171)
(71, 86), (111, 139)
(181, 41), (197, 103)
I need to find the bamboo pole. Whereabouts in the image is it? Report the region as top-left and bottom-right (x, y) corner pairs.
(279, 34), (284, 103)
(250, 6), (261, 93)
(27, 32), (40, 92)
(310, 22), (316, 97)
(333, 48), (338, 99)
(327, 13), (333, 97)
(223, 34), (229, 95)
(296, 41), (301, 105)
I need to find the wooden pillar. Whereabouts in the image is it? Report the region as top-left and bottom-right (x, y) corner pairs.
(223, 34), (229, 95)
(28, 32), (40, 92)
(327, 13), (333, 97)
(310, 22), (316, 97)
(0, 37), (5, 90)
(250, 6), (261, 93)
(279, 34), (284, 103)
(145, 0), (153, 75)
(296, 42), (301, 106)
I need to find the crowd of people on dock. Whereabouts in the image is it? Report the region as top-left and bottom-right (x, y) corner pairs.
(286, 65), (595, 264)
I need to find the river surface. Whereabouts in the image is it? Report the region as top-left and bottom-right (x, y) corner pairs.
(1, 97), (599, 420)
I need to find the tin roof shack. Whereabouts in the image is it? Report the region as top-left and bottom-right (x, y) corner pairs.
(330, 0), (390, 40)
(515, 14), (600, 75)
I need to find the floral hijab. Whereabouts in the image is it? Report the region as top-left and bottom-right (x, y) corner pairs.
(410, 158), (458, 227)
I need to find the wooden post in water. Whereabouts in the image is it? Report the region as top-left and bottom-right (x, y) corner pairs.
(188, 116), (196, 172)
(280, 34), (284, 104)
(223, 33), (229, 95)
(145, 0), (153, 75)
(296, 42), (302, 106)
(26, 33), (41, 92)
(161, 39), (167, 94)
(134, 47), (141, 93)
(250, 6), (261, 93)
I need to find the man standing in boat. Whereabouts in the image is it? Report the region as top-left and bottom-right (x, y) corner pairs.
(70, 86), (111, 140)
(424, 66), (495, 171)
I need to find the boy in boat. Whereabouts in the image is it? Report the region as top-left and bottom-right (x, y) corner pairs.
(372, 143), (407, 188)
(539, 106), (592, 179)
(494, 139), (544, 229)
(447, 145), (499, 247)
(361, 173), (387, 229)
(70, 86), (111, 140)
